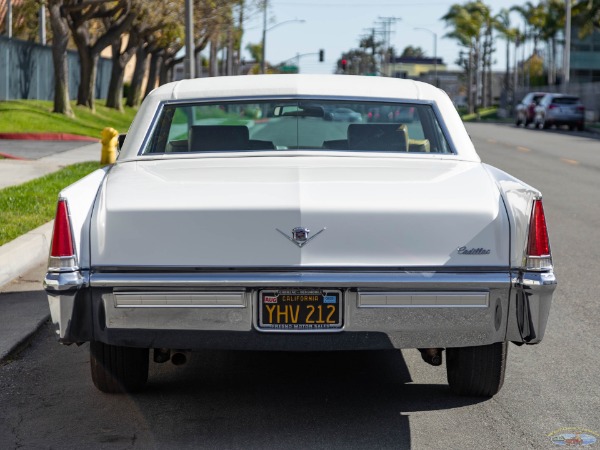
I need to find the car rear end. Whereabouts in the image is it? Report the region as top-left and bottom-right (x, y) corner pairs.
(544, 95), (585, 130)
(43, 75), (557, 396)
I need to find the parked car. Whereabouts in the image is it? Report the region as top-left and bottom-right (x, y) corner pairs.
(515, 92), (548, 127)
(324, 107), (363, 122)
(534, 93), (585, 130)
(44, 75), (556, 397)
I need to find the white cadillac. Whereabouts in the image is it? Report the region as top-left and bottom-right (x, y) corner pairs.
(44, 75), (556, 397)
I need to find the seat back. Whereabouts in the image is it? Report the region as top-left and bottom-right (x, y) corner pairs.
(347, 124), (409, 152)
(190, 125), (249, 151)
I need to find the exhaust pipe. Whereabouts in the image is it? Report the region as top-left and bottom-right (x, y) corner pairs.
(171, 350), (191, 366)
(418, 348), (443, 366)
(153, 348), (171, 364)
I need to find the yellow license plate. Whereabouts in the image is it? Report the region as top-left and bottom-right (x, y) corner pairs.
(259, 289), (342, 330)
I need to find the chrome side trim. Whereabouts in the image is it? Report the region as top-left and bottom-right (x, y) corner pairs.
(90, 271), (511, 289)
(358, 291), (489, 307)
(114, 291), (246, 308)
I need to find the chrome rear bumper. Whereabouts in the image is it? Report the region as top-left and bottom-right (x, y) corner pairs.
(44, 269), (556, 350)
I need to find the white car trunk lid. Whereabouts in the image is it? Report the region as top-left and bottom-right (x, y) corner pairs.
(90, 156), (509, 268)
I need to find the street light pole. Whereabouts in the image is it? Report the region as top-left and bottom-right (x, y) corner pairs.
(414, 27), (438, 86)
(261, 15), (305, 74)
(184, 0), (195, 79)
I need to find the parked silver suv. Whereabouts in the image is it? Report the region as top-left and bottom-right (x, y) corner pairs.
(534, 94), (585, 131)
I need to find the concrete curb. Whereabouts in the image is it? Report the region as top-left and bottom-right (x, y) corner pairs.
(0, 132), (98, 142)
(0, 221), (53, 288)
(0, 314), (49, 363)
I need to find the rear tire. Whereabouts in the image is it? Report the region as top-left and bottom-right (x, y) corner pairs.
(446, 342), (507, 397)
(90, 341), (149, 393)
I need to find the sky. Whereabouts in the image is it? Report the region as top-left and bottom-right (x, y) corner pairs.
(240, 0), (526, 74)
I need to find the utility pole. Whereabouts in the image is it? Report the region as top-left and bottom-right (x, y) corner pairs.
(39, 5), (46, 45)
(6, 0), (12, 38)
(261, 0), (267, 74)
(376, 17), (401, 76)
(184, 0), (195, 79)
(563, 0), (572, 92)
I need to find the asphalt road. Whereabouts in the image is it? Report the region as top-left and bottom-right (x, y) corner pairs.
(0, 123), (598, 449)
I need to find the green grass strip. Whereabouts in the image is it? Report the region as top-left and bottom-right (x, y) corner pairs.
(0, 100), (137, 138)
(0, 162), (102, 246)
(461, 107), (499, 122)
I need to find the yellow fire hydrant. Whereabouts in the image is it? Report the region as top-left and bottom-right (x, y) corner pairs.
(100, 127), (119, 165)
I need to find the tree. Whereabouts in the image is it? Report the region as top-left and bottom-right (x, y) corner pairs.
(539, 0), (565, 85)
(48, 0), (73, 117)
(573, 0), (600, 38)
(400, 46), (426, 58)
(337, 49), (377, 75)
(66, 0), (135, 111)
(443, 2), (492, 113)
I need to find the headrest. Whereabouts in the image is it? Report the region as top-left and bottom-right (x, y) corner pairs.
(190, 125), (249, 151)
(347, 124), (409, 152)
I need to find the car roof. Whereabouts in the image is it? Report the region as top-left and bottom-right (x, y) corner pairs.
(149, 74), (444, 103)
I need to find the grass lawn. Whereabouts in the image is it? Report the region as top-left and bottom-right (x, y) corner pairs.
(0, 162), (102, 246)
(461, 107), (505, 122)
(0, 100), (137, 139)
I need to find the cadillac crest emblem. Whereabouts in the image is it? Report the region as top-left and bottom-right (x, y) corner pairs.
(276, 226), (326, 248)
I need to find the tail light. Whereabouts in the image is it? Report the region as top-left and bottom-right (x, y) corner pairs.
(48, 199), (78, 271)
(577, 106), (585, 112)
(548, 104), (558, 110)
(525, 199), (552, 271)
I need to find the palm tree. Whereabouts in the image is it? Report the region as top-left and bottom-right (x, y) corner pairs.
(494, 8), (518, 106)
(442, 1), (493, 112)
(573, 0), (600, 38)
(539, 0), (565, 85)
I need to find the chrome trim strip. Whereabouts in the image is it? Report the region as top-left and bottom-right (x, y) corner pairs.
(357, 291), (489, 307)
(514, 271), (557, 289)
(44, 270), (88, 292)
(114, 291), (246, 308)
(90, 271), (511, 289)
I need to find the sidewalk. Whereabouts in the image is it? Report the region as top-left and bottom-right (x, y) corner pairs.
(0, 141), (101, 361)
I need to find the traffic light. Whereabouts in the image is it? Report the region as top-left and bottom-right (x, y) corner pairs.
(319, 49), (324, 62)
(341, 59), (347, 72)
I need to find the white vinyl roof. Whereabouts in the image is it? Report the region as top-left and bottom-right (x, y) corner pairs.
(150, 74), (442, 102)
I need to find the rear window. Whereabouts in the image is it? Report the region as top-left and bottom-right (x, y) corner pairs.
(552, 97), (579, 105)
(141, 100), (452, 155)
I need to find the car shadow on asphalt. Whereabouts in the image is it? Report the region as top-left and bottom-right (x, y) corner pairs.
(124, 349), (487, 449)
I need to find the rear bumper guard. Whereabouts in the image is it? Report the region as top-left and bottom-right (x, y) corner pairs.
(43, 269), (555, 348)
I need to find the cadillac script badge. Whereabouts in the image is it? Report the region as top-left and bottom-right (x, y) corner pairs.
(276, 227), (326, 248)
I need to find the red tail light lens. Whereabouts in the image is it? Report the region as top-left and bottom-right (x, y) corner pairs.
(51, 200), (74, 257)
(577, 106), (585, 112)
(548, 104), (557, 110)
(525, 199), (552, 270)
(48, 199), (78, 271)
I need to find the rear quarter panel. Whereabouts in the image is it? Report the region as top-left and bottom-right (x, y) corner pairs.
(483, 164), (540, 268)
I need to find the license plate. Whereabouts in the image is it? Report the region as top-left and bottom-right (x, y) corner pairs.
(259, 289), (342, 330)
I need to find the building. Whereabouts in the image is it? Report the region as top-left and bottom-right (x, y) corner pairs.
(384, 56), (447, 80)
(570, 27), (600, 83)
